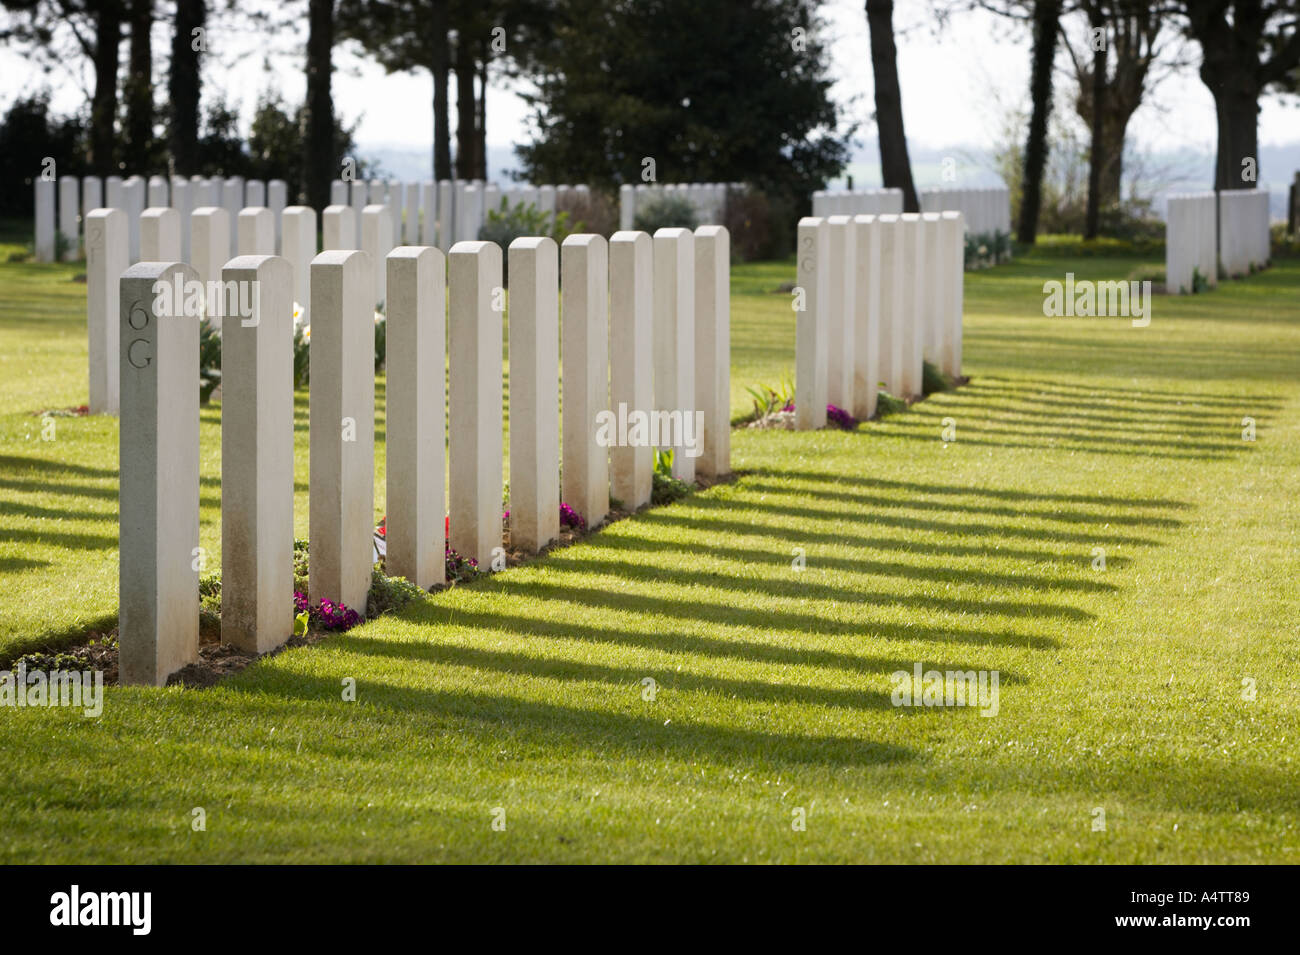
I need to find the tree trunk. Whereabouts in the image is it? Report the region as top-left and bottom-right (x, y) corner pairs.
(1017, 0), (1061, 244)
(123, 0), (154, 171)
(303, 0), (335, 210)
(90, 0), (124, 176)
(431, 0), (452, 181)
(476, 37), (488, 180)
(1208, 77), (1260, 191)
(1084, 10), (1106, 239)
(455, 35), (477, 179)
(865, 0), (919, 212)
(169, 0), (205, 176)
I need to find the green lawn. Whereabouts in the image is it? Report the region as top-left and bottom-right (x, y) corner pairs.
(1, 236), (1297, 863)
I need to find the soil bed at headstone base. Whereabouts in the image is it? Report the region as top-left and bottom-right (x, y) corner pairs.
(9, 473), (736, 689)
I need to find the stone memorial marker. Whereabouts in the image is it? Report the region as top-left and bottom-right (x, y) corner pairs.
(795, 217), (828, 429)
(118, 261), (200, 685)
(851, 214), (881, 421)
(386, 246), (447, 589)
(448, 241), (504, 569)
(139, 207), (181, 261)
(86, 209), (127, 414)
(309, 250), (375, 613)
(874, 214), (903, 396)
(147, 175), (169, 209)
(419, 181), (435, 246)
(694, 225), (731, 478)
(653, 228), (696, 480)
(281, 206), (317, 317)
(171, 178), (193, 262)
(361, 204), (394, 304)
(897, 214), (924, 398)
(190, 207), (231, 329)
(82, 176), (103, 220)
(34, 178), (56, 262)
(268, 179), (287, 251)
(238, 207), (275, 255)
(437, 180), (454, 252)
(920, 213), (944, 366)
(939, 211), (964, 379)
(508, 237), (561, 552)
(562, 234), (611, 527)
(221, 255), (294, 653)
(245, 179), (266, 209)
(323, 204), (357, 251)
(123, 176), (145, 262)
(825, 215), (856, 411)
(58, 176), (79, 261)
(608, 230), (654, 509)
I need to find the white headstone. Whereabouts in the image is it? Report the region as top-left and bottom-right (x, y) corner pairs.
(608, 231), (654, 510)
(322, 204), (357, 251)
(388, 181), (405, 246)
(448, 240), (504, 569)
(386, 246), (447, 589)
(694, 225), (730, 477)
(34, 178), (56, 262)
(123, 176), (145, 262)
(139, 207), (181, 261)
(561, 234), (610, 527)
(851, 215), (881, 421)
(920, 213), (944, 367)
(875, 214), (903, 396)
(82, 176), (103, 219)
(361, 204), (394, 305)
(350, 179), (368, 218)
(189, 207), (231, 313)
(281, 206), (317, 319)
(795, 217), (828, 429)
(652, 228), (696, 480)
(897, 214), (924, 398)
(268, 179), (288, 251)
(939, 211), (964, 379)
(825, 215), (856, 412)
(118, 261), (200, 685)
(331, 180), (348, 206)
(147, 175), (169, 209)
(308, 249), (376, 613)
(221, 254), (295, 653)
(619, 184), (635, 232)
(245, 179), (266, 208)
(508, 237), (561, 552)
(171, 178), (193, 262)
(237, 207), (275, 255)
(85, 209), (127, 414)
(58, 176), (79, 261)
(419, 181), (436, 246)
(222, 177), (243, 256)
(437, 180), (454, 252)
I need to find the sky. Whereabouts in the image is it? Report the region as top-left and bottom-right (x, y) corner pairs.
(3, 0), (1297, 185)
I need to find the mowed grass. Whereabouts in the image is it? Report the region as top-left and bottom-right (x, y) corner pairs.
(0, 232), (1298, 863)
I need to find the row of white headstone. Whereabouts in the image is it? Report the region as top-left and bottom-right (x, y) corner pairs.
(812, 189), (903, 217)
(34, 173), (601, 265)
(328, 178), (598, 253)
(794, 212), (964, 430)
(920, 187), (1012, 238)
(617, 183), (734, 230)
(112, 226), (730, 686)
(33, 174), (292, 264)
(1164, 190), (1271, 294)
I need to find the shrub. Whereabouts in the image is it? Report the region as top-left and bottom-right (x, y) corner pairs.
(198, 318), (221, 404)
(557, 188), (619, 237)
(633, 195), (699, 234)
(921, 361), (952, 396)
(479, 199), (571, 250)
(365, 569), (425, 618)
(723, 189), (774, 262)
(875, 390), (907, 418)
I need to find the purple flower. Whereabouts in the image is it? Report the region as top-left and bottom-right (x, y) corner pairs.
(559, 502), (586, 530)
(826, 403), (858, 430)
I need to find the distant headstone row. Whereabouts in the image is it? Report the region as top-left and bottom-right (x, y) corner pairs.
(812, 189), (903, 218)
(329, 179), (600, 253)
(34, 174), (291, 264)
(794, 212), (964, 430)
(920, 187), (1011, 240)
(34, 174), (599, 265)
(617, 183), (735, 230)
(812, 186), (1011, 245)
(108, 227), (730, 685)
(1165, 190), (1271, 294)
